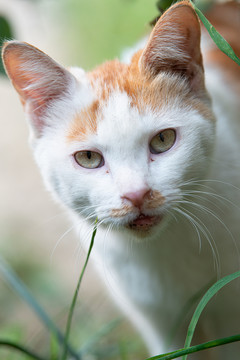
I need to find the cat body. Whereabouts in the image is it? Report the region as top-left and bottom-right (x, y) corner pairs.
(2, 1), (240, 359)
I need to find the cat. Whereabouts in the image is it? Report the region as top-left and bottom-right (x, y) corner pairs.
(2, 1), (240, 359)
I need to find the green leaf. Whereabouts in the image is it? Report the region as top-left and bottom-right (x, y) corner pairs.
(182, 270), (240, 360)
(190, 1), (240, 66)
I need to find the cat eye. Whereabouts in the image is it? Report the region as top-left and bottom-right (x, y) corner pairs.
(74, 150), (104, 169)
(150, 129), (176, 154)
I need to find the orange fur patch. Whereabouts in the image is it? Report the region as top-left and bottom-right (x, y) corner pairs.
(111, 205), (134, 218)
(145, 190), (165, 209)
(88, 51), (192, 113)
(67, 100), (99, 142)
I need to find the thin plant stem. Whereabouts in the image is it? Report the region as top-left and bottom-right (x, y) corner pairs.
(61, 218), (98, 360)
(145, 334), (240, 360)
(0, 340), (47, 360)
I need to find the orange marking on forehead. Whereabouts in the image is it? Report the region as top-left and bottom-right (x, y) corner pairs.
(88, 60), (127, 101)
(67, 100), (99, 142)
(88, 51), (192, 114)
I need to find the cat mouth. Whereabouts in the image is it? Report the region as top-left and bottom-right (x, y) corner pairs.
(127, 213), (162, 232)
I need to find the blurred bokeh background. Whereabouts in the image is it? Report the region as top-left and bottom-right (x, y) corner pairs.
(0, 0), (159, 359)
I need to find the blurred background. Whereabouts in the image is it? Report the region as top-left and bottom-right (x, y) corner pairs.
(0, 0), (159, 359)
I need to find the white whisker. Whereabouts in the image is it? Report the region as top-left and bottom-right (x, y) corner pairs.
(50, 224), (76, 263)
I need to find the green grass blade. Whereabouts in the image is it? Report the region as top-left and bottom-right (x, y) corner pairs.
(0, 340), (47, 360)
(0, 256), (79, 359)
(61, 218), (98, 360)
(190, 1), (240, 66)
(182, 270), (240, 360)
(145, 334), (240, 360)
(50, 334), (59, 360)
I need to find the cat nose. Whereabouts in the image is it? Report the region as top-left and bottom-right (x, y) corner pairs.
(122, 188), (151, 208)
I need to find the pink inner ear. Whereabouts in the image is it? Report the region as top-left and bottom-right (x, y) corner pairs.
(6, 54), (43, 107)
(3, 41), (75, 136)
(139, 2), (203, 81)
(3, 41), (72, 107)
(8, 56), (53, 132)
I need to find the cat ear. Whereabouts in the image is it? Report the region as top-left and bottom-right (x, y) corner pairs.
(2, 41), (76, 137)
(139, 1), (203, 91)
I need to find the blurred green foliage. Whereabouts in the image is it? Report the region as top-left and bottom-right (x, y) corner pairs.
(0, 15), (14, 76)
(59, 0), (158, 70)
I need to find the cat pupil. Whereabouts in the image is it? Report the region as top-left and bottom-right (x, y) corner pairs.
(87, 151), (92, 160)
(159, 133), (164, 142)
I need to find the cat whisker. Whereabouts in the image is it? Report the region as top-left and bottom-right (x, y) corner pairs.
(174, 205), (221, 276)
(50, 223), (76, 263)
(197, 179), (240, 192)
(165, 208), (179, 223)
(175, 195), (240, 272)
(180, 191), (225, 213)
(182, 189), (240, 211)
(178, 199), (236, 246)
(174, 206), (202, 252)
(181, 178), (240, 194)
(184, 206), (220, 272)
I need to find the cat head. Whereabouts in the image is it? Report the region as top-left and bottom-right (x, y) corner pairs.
(2, 1), (215, 239)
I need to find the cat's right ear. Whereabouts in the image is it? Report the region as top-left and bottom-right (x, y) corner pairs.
(2, 41), (76, 137)
(139, 1), (204, 92)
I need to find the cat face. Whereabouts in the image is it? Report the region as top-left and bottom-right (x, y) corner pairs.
(2, 1), (215, 239)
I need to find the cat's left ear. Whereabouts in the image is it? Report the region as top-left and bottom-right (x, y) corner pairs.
(139, 1), (203, 91)
(2, 41), (76, 137)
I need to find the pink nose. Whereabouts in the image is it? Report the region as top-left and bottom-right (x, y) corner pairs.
(122, 188), (150, 208)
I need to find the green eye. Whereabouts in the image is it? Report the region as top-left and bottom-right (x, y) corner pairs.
(74, 151), (104, 169)
(150, 129), (176, 154)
